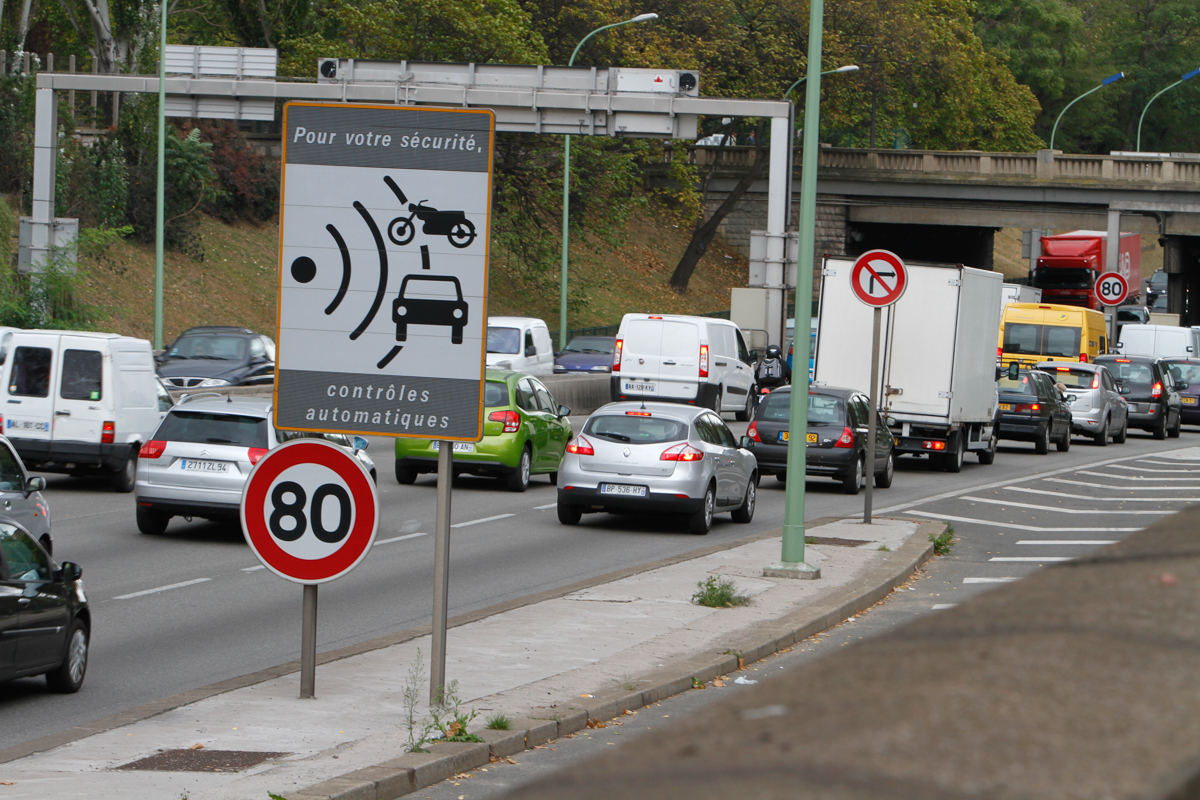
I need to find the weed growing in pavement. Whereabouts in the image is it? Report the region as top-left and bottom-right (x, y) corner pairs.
(268, 794), (289, 800)
(692, 576), (751, 608)
(930, 525), (955, 556)
(430, 681), (485, 744)
(485, 713), (512, 731)
(878, 544), (891, 552)
(401, 650), (439, 753)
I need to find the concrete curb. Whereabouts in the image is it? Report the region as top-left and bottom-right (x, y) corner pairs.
(283, 518), (940, 800)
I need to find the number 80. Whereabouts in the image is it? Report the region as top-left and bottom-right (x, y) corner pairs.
(269, 481), (352, 543)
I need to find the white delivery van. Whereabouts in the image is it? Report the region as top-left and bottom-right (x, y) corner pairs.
(1118, 324), (1200, 358)
(611, 314), (757, 420)
(486, 317), (555, 375)
(0, 330), (167, 491)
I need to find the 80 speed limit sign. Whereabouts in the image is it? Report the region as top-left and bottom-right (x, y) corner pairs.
(1096, 273), (1130, 306)
(241, 439), (379, 584)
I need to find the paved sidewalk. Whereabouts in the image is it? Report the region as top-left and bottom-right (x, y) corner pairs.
(0, 517), (930, 800)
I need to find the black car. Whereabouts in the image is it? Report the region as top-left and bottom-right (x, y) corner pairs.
(742, 385), (893, 495)
(1145, 270), (1169, 311)
(157, 327), (276, 389)
(1095, 355), (1183, 439)
(997, 369), (1073, 453)
(0, 519), (89, 692)
(1162, 358), (1200, 425)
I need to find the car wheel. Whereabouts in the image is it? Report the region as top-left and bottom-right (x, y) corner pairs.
(688, 484), (715, 534)
(1093, 417), (1109, 446)
(1153, 414), (1168, 440)
(45, 621), (88, 693)
(395, 461), (417, 485)
(1034, 424), (1050, 454)
(977, 429), (998, 465)
(708, 388), (723, 413)
(731, 475), (756, 523)
(1113, 416), (1128, 443)
(1169, 411), (1182, 438)
(841, 457), (864, 495)
(735, 387), (754, 422)
(875, 452), (894, 488)
(557, 503), (582, 525)
(111, 453), (137, 493)
(775, 471), (787, 484)
(136, 505), (170, 535)
(548, 471), (558, 486)
(1056, 428), (1071, 452)
(943, 434), (964, 473)
(506, 448), (532, 492)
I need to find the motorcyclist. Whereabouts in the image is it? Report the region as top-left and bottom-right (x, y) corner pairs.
(755, 344), (791, 391)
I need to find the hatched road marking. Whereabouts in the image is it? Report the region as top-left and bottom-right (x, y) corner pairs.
(959, 496), (1161, 515)
(1077, 470), (1200, 481)
(1016, 540), (1116, 545)
(909, 511), (1141, 532)
(1003, 486), (1191, 502)
(963, 577), (1017, 584)
(990, 556), (1073, 562)
(1045, 477), (1200, 490)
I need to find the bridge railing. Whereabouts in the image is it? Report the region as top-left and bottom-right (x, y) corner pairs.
(674, 144), (1200, 184)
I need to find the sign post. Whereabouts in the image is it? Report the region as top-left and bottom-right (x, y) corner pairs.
(275, 102), (493, 702)
(1096, 271), (1129, 353)
(241, 439), (380, 698)
(849, 250), (908, 524)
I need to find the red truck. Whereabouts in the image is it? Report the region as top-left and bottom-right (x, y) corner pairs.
(1031, 230), (1140, 309)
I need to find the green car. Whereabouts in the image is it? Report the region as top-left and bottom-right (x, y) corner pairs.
(394, 370), (573, 492)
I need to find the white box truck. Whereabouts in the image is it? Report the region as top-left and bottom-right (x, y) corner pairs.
(814, 258), (1003, 471)
(1001, 283), (1041, 314)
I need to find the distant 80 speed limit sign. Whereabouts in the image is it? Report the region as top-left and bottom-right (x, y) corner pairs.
(241, 439), (379, 584)
(1096, 273), (1130, 306)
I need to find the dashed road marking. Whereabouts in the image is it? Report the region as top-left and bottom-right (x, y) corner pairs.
(1016, 540), (1116, 545)
(931, 603), (958, 610)
(114, 578), (212, 600)
(960, 496), (1160, 515)
(963, 577), (1017, 584)
(241, 565), (265, 572)
(990, 556), (1072, 562)
(452, 514), (515, 528)
(376, 532), (428, 544)
(909, 511), (1141, 532)
(1004, 486), (1190, 502)
(534, 503), (557, 510)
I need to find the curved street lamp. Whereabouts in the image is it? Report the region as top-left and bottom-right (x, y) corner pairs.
(559, 13), (659, 349)
(785, 64), (859, 99)
(1137, 68), (1200, 152)
(1049, 71), (1125, 151)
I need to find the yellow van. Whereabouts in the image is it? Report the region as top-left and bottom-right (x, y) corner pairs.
(998, 303), (1108, 368)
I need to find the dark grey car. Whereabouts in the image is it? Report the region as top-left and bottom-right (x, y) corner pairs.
(1035, 362), (1128, 445)
(0, 435), (51, 554)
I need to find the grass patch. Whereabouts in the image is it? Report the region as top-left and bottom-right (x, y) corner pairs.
(692, 576), (751, 608)
(930, 525), (955, 556)
(484, 713), (512, 731)
(877, 544), (891, 552)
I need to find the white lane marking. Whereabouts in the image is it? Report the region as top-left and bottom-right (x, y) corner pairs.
(114, 578), (211, 600)
(1004, 486), (1191, 502)
(959, 496), (1160, 515)
(534, 503), (557, 510)
(241, 565), (265, 572)
(376, 532), (428, 544)
(1046, 477), (1200, 491)
(1077, 470), (1200, 481)
(909, 511), (1141, 532)
(56, 508), (127, 521)
(990, 556), (1073, 562)
(1016, 540), (1116, 545)
(451, 514), (515, 528)
(874, 447), (1197, 515)
(1106, 464), (1200, 474)
(963, 577), (1017, 584)
(931, 603), (958, 610)
(1139, 459), (1200, 466)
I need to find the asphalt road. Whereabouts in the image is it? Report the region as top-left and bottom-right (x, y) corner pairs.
(2, 418), (1196, 753)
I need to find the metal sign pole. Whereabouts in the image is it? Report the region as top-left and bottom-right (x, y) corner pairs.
(430, 444), (453, 703)
(300, 584), (317, 698)
(1109, 306), (1117, 354)
(863, 306), (881, 523)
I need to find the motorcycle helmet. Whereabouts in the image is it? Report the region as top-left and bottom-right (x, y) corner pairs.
(765, 344), (782, 360)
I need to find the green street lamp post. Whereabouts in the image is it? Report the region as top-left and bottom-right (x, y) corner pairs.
(1049, 71), (1124, 151)
(1137, 68), (1200, 152)
(154, 0), (168, 350)
(784, 64), (858, 99)
(559, 13), (658, 350)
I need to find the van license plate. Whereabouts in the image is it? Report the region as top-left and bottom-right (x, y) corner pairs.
(5, 419), (50, 432)
(180, 459), (229, 473)
(624, 381), (656, 393)
(431, 441), (475, 452)
(600, 483), (647, 497)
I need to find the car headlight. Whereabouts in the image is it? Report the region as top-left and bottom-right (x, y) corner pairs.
(197, 378), (232, 387)
(590, 365), (612, 372)
(554, 365), (567, 373)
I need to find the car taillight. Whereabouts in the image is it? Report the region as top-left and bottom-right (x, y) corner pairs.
(567, 435), (594, 456)
(1016, 403), (1040, 413)
(139, 440), (166, 459)
(1152, 381), (1163, 399)
(613, 339), (623, 373)
(921, 440), (947, 451)
(1092, 375), (1099, 389)
(1079, 353), (1088, 363)
(488, 410), (521, 433)
(102, 421), (115, 444)
(997, 346), (1003, 360)
(699, 344), (709, 378)
(747, 421), (761, 442)
(834, 427), (854, 448)
(661, 443), (704, 461)
(248, 448), (268, 465)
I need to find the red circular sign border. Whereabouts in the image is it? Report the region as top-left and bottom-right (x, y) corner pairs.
(1095, 272), (1129, 307)
(240, 439), (379, 584)
(850, 250), (908, 308)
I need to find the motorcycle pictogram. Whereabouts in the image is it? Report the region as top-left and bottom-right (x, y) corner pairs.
(387, 202), (477, 249)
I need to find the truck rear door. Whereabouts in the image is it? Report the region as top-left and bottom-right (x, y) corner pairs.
(52, 336), (106, 447)
(884, 267), (959, 419)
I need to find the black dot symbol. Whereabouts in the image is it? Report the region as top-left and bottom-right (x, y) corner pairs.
(291, 256), (317, 284)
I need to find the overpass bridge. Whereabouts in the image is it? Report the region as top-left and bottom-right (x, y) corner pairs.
(655, 146), (1200, 323)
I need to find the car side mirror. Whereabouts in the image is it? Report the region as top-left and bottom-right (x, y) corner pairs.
(1066, 394), (1077, 402)
(740, 436), (755, 449)
(59, 561), (82, 582)
(1119, 385), (1131, 395)
(525, 346), (537, 358)
(557, 405), (571, 418)
(1178, 383), (1190, 391)
(352, 436), (368, 452)
(1007, 363), (1020, 380)
(25, 476), (45, 494)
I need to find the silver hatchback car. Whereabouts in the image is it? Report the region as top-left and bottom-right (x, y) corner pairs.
(134, 396), (374, 535)
(556, 402), (757, 534)
(1035, 361), (1129, 445)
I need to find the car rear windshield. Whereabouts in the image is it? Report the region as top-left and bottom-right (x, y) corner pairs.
(167, 335), (248, 361)
(1043, 368), (1094, 389)
(584, 414), (689, 444)
(1164, 361), (1200, 385)
(484, 381), (509, 407)
(156, 410), (269, 448)
(1102, 361), (1155, 387)
(487, 327), (520, 354)
(757, 392), (843, 424)
(1003, 323), (1081, 358)
(1032, 267), (1093, 289)
(998, 375), (1038, 395)
(563, 337), (615, 354)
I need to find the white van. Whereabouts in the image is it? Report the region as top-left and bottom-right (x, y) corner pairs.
(611, 314), (756, 420)
(0, 330), (169, 491)
(1117, 324), (1200, 359)
(486, 317), (555, 375)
